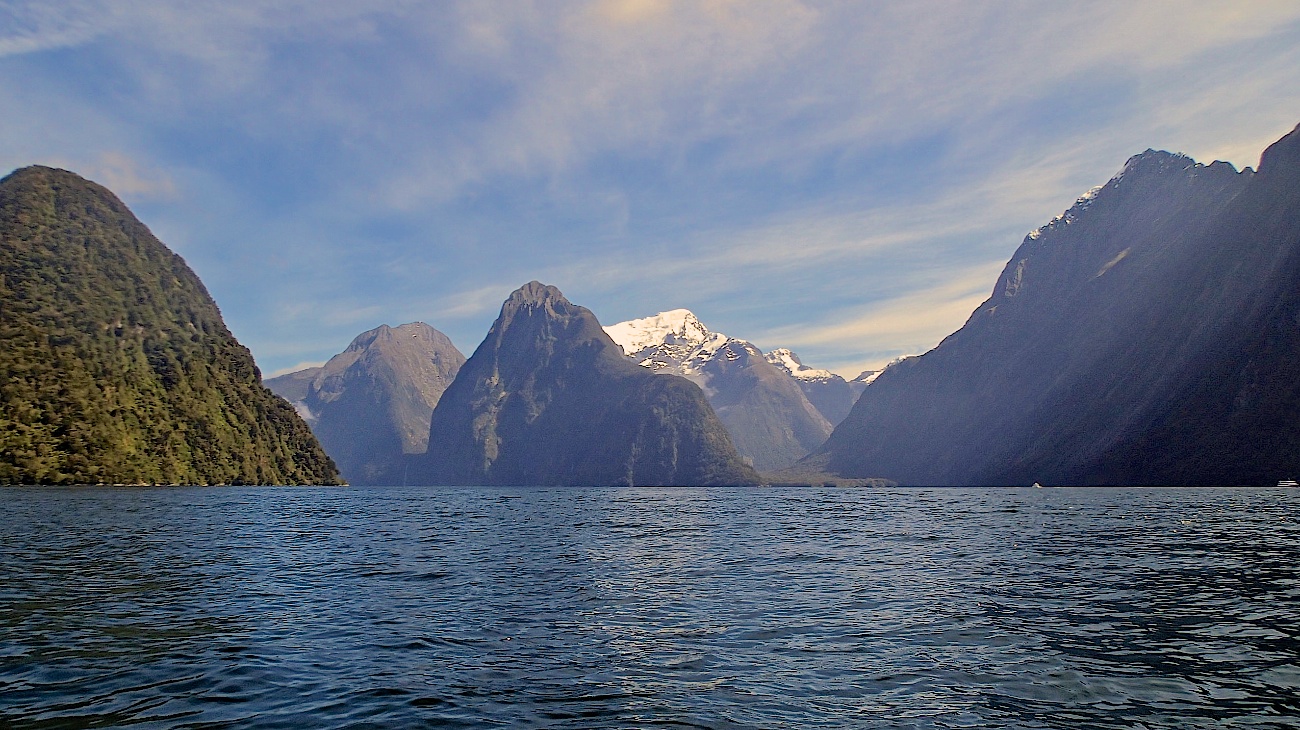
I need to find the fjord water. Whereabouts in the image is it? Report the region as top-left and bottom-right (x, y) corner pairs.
(1, 487), (1296, 729)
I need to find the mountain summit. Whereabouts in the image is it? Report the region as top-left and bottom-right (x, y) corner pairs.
(265, 322), (464, 485)
(412, 283), (758, 486)
(0, 166), (338, 485)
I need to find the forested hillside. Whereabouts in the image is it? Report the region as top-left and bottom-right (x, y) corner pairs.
(0, 166), (339, 485)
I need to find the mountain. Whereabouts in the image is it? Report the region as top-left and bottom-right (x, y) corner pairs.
(847, 369), (881, 400)
(265, 322), (464, 485)
(264, 366), (321, 405)
(764, 348), (859, 426)
(605, 310), (833, 471)
(812, 123), (1300, 486)
(412, 283), (759, 486)
(0, 166), (339, 485)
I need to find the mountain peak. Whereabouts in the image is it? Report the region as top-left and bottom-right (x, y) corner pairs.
(1258, 120), (1300, 178)
(415, 286), (758, 486)
(341, 321), (445, 353)
(765, 348), (836, 382)
(507, 281), (566, 308)
(604, 308), (713, 355)
(1, 163), (339, 484)
(266, 320), (465, 485)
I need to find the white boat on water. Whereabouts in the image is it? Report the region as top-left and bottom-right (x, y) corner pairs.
(1279, 480), (1298, 487)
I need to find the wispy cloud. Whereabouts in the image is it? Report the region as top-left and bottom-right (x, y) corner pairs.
(0, 1), (106, 58)
(49, 151), (178, 201)
(752, 262), (1007, 377)
(2, 1), (1297, 377)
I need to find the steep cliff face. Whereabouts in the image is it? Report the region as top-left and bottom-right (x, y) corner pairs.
(266, 322), (464, 485)
(1076, 123), (1300, 485)
(0, 166), (339, 485)
(413, 282), (760, 486)
(812, 126), (1288, 484)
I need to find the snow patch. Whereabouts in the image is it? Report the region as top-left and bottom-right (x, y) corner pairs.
(765, 348), (835, 381)
(1025, 185), (1106, 241)
(604, 309), (712, 355)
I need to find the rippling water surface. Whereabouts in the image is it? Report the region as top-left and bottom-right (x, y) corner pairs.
(1, 486), (1297, 728)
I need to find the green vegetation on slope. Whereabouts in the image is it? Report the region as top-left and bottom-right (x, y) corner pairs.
(0, 166), (340, 485)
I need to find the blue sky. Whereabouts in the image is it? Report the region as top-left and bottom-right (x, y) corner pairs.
(2, 1), (1299, 378)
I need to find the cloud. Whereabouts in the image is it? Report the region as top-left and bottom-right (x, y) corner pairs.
(427, 283), (517, 321)
(753, 262), (1008, 377)
(368, 1), (1300, 206)
(0, 1), (107, 58)
(68, 151), (178, 200)
(3, 0), (1297, 380)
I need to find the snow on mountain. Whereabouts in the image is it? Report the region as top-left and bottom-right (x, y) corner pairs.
(605, 309), (747, 380)
(606, 311), (846, 385)
(765, 348), (836, 382)
(851, 369), (882, 385)
(604, 309), (711, 356)
(604, 309), (838, 471)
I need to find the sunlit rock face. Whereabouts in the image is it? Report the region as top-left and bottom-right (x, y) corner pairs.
(266, 322), (464, 485)
(812, 123), (1300, 486)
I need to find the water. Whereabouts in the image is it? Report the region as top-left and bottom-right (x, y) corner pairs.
(1, 486), (1297, 729)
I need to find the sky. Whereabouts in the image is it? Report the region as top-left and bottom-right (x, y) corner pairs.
(2, 1), (1298, 379)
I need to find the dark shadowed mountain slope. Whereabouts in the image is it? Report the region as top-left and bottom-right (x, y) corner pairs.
(265, 323), (464, 485)
(0, 166), (339, 485)
(1074, 123), (1300, 485)
(604, 310), (832, 471)
(810, 124), (1300, 485)
(695, 342), (831, 472)
(412, 283), (759, 486)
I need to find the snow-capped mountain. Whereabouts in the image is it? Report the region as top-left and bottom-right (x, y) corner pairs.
(413, 284), (758, 487)
(604, 311), (842, 471)
(764, 348), (859, 426)
(764, 348), (836, 382)
(605, 309), (711, 356)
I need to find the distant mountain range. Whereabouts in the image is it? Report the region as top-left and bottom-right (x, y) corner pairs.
(604, 310), (856, 471)
(411, 283), (760, 486)
(809, 122), (1300, 486)
(0, 166), (338, 485)
(265, 323), (464, 485)
(279, 305), (865, 479)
